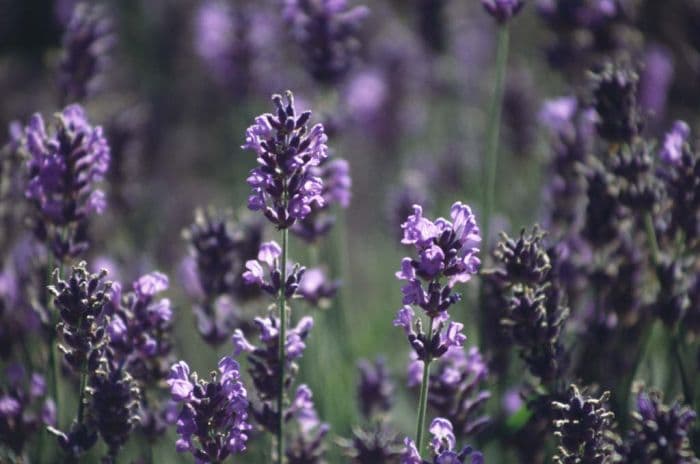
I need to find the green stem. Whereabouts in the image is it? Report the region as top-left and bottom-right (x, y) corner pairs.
(671, 334), (694, 406)
(277, 227), (289, 464)
(415, 317), (435, 456)
(618, 321), (655, 428)
(481, 24), (510, 253)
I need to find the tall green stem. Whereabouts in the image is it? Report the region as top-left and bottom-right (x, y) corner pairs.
(415, 317), (435, 456)
(481, 24), (510, 253)
(277, 227), (289, 464)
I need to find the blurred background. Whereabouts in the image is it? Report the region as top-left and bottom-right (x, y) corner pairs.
(2, 0), (700, 462)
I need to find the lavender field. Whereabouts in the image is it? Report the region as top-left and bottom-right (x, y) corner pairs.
(1, 0), (700, 463)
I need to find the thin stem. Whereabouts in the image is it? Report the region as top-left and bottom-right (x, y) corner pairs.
(277, 226), (289, 464)
(415, 317), (435, 456)
(481, 24), (510, 253)
(671, 334), (694, 406)
(618, 321), (655, 428)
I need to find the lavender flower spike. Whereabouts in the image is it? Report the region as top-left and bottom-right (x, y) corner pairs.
(24, 104), (110, 260)
(242, 91), (327, 229)
(167, 357), (251, 462)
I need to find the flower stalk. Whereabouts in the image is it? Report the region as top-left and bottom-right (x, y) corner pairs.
(481, 24), (510, 253)
(277, 225), (289, 464)
(415, 316), (435, 455)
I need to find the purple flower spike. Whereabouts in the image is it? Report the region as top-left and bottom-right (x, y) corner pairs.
(23, 105), (110, 260)
(481, 0), (525, 23)
(242, 91), (329, 229)
(169, 357), (251, 462)
(660, 120), (690, 165)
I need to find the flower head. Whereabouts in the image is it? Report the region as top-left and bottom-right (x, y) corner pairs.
(242, 91), (328, 228)
(24, 105), (110, 260)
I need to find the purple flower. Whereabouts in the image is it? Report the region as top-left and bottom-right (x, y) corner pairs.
(286, 384), (330, 463)
(639, 45), (674, 121)
(169, 357), (251, 462)
(232, 316), (313, 406)
(539, 97), (578, 138)
(401, 418), (482, 464)
(167, 361), (194, 401)
(243, 240), (306, 297)
(356, 357), (394, 419)
(133, 272), (168, 299)
(24, 105), (110, 260)
(242, 92), (329, 229)
(58, 2), (115, 103)
(298, 267), (339, 307)
(408, 346), (491, 437)
(50, 262), (111, 373)
(284, 0), (369, 83)
(660, 120), (690, 165)
(107, 271), (173, 383)
(481, 0), (525, 23)
(397, 202), (480, 329)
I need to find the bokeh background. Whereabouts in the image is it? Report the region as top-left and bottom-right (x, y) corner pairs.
(2, 0), (700, 462)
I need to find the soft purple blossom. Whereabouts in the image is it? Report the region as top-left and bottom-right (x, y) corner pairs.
(242, 92), (329, 228)
(401, 418), (483, 464)
(167, 361), (194, 401)
(24, 105), (110, 259)
(660, 120), (690, 165)
(169, 357), (251, 461)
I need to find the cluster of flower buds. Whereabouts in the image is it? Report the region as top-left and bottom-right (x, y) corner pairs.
(0, 365), (55, 456)
(283, 0), (369, 84)
(242, 91), (327, 229)
(621, 386), (698, 462)
(490, 226), (569, 383)
(591, 63), (643, 144)
(396, 202), (480, 318)
(183, 209), (262, 344)
(167, 358), (252, 462)
(394, 306), (467, 363)
(232, 315), (313, 429)
(551, 384), (617, 464)
(243, 241), (306, 297)
(285, 385), (330, 464)
(50, 261), (111, 373)
(58, 2), (115, 103)
(658, 121), (700, 246)
(23, 105), (110, 261)
(87, 353), (141, 462)
(106, 271), (173, 383)
(537, 0), (641, 78)
(291, 156), (351, 243)
(338, 358), (402, 463)
(408, 346), (491, 438)
(402, 417), (483, 464)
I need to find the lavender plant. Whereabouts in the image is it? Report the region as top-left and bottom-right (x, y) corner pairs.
(23, 105), (110, 262)
(57, 2), (115, 104)
(283, 0), (369, 84)
(393, 201), (480, 453)
(241, 90), (330, 463)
